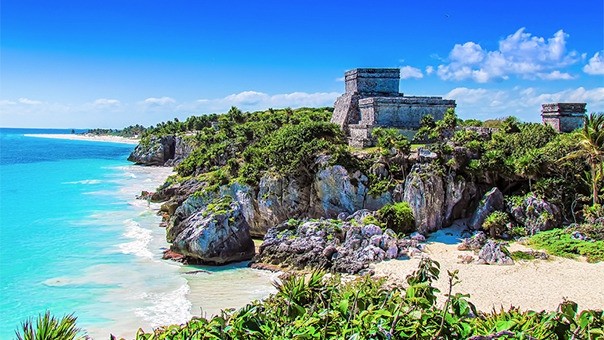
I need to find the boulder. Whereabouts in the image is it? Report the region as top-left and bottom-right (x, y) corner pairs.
(469, 187), (504, 230)
(169, 198), (255, 264)
(507, 194), (562, 235)
(403, 163), (446, 234)
(477, 240), (513, 265)
(458, 231), (487, 251)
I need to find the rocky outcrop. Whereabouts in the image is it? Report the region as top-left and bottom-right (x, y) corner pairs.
(444, 173), (478, 225)
(458, 231), (488, 251)
(507, 194), (562, 235)
(170, 197), (255, 264)
(403, 164), (446, 234)
(469, 187), (504, 230)
(477, 240), (513, 265)
(128, 135), (192, 166)
(252, 217), (425, 274)
(164, 157), (482, 253)
(312, 164), (392, 217)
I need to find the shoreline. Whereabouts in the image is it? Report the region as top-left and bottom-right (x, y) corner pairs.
(24, 133), (140, 145)
(373, 220), (604, 312)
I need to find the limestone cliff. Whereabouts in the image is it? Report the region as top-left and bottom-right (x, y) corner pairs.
(128, 135), (193, 166)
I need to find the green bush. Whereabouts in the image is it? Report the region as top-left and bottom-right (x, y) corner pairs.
(528, 228), (604, 263)
(482, 211), (510, 238)
(376, 202), (416, 234)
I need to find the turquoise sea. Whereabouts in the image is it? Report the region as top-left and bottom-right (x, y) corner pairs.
(0, 129), (276, 339)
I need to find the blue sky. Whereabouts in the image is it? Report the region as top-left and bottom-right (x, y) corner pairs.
(1, 0), (603, 128)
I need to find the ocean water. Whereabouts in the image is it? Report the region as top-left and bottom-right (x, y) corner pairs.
(0, 129), (276, 339)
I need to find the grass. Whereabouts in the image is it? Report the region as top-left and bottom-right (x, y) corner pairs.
(527, 228), (604, 263)
(510, 251), (537, 261)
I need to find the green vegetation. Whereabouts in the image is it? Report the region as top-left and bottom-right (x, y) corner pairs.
(510, 251), (537, 261)
(172, 107), (346, 187)
(116, 259), (604, 338)
(482, 211), (510, 238)
(528, 228), (604, 263)
(16, 311), (82, 340)
(562, 113), (604, 205)
(19, 258), (604, 339)
(87, 124), (146, 138)
(376, 202), (415, 234)
(372, 127), (410, 155)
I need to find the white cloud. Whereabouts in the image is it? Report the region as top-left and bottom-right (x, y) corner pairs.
(93, 98), (121, 106)
(143, 96), (176, 105)
(400, 66), (423, 79)
(18, 98), (42, 105)
(0, 100), (17, 106)
(444, 86), (604, 122)
(181, 91), (340, 113)
(425, 66), (434, 75)
(583, 51), (604, 75)
(335, 76), (345, 82)
(224, 91), (269, 106)
(537, 71), (574, 80)
(435, 28), (579, 82)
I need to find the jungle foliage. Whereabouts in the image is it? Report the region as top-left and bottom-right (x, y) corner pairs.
(127, 258), (603, 339)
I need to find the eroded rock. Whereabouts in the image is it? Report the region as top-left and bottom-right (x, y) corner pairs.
(469, 187), (504, 230)
(169, 198), (255, 264)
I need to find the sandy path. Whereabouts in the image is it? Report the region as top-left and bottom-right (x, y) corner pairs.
(24, 133), (140, 145)
(373, 221), (604, 312)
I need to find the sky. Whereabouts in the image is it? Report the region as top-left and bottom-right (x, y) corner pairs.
(1, 0), (603, 128)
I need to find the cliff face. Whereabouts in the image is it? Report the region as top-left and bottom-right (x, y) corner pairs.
(128, 133), (488, 264)
(159, 155), (481, 246)
(128, 136), (193, 166)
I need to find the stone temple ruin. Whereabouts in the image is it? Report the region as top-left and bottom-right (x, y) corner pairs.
(541, 103), (586, 133)
(331, 68), (456, 147)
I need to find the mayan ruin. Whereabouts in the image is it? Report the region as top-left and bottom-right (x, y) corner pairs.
(541, 102), (587, 133)
(331, 68), (456, 147)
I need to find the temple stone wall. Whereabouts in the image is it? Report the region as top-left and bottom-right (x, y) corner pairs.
(345, 68), (400, 94)
(331, 68), (456, 147)
(358, 97), (455, 130)
(541, 103), (586, 133)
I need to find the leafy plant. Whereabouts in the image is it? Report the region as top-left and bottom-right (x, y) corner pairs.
(15, 311), (83, 340)
(376, 201), (416, 234)
(482, 211), (510, 238)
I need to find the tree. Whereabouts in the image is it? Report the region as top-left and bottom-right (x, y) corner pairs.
(563, 113), (604, 205)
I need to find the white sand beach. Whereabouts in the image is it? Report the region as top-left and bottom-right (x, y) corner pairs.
(373, 221), (604, 312)
(24, 133), (140, 145)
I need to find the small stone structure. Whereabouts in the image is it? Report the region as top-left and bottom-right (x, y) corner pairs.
(541, 103), (586, 133)
(331, 68), (456, 147)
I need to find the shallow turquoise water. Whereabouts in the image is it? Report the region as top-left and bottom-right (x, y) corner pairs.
(0, 129), (276, 339)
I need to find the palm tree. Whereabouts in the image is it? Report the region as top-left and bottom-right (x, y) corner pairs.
(565, 113), (604, 205)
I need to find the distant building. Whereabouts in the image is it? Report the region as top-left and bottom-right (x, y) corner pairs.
(541, 103), (586, 133)
(331, 68), (456, 147)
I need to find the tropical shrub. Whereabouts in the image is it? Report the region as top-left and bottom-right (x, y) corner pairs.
(482, 211), (510, 238)
(376, 201), (415, 234)
(15, 311), (83, 340)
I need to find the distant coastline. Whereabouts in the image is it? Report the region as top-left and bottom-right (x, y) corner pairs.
(24, 133), (140, 145)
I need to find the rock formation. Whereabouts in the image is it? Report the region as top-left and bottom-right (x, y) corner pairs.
(128, 135), (193, 166)
(469, 187), (504, 230)
(169, 197), (255, 264)
(252, 215), (425, 274)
